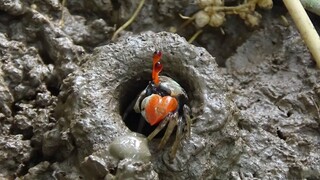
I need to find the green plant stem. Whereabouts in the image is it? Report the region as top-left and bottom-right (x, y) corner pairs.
(188, 29), (203, 43)
(111, 0), (146, 41)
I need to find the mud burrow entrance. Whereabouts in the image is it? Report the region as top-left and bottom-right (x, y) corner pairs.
(118, 55), (204, 137)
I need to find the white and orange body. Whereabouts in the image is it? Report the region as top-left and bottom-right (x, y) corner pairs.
(133, 51), (191, 161)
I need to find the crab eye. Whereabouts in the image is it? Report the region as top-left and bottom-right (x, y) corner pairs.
(154, 62), (163, 72)
(154, 50), (161, 55)
(153, 51), (162, 60)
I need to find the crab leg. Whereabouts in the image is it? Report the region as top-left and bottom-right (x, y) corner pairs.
(169, 105), (191, 160)
(147, 115), (170, 141)
(158, 113), (178, 149)
(184, 105), (192, 138)
(169, 116), (184, 160)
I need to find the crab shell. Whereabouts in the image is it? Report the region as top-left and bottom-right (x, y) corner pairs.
(134, 75), (188, 125)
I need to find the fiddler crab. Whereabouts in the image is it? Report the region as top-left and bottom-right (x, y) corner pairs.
(133, 51), (191, 160)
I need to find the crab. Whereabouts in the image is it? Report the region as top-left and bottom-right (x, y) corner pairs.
(133, 51), (191, 160)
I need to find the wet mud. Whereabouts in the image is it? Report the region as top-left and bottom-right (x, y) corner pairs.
(0, 0), (319, 179)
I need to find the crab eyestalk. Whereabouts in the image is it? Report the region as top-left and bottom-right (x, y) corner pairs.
(152, 51), (163, 86)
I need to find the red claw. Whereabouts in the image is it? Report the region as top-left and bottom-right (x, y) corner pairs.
(144, 94), (178, 126)
(152, 51), (163, 86)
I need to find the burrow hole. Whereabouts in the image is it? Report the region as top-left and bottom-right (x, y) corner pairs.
(118, 69), (202, 137)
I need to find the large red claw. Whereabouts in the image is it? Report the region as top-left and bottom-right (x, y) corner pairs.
(145, 94), (178, 126)
(152, 51), (162, 86)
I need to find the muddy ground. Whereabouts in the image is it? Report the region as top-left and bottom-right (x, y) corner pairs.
(0, 0), (320, 179)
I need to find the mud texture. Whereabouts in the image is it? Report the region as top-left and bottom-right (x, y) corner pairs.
(0, 0), (319, 179)
(55, 31), (235, 179)
(224, 24), (320, 179)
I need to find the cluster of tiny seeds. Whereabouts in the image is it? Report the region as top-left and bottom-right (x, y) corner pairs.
(194, 0), (273, 28)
